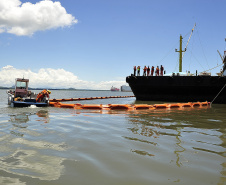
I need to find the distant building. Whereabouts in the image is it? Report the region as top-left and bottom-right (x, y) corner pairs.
(121, 85), (132, 92)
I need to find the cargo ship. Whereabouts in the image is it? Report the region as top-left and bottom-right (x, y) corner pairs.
(126, 30), (226, 104)
(110, 86), (120, 91)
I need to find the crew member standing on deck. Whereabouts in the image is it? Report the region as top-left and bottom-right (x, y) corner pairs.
(133, 66), (136, 76)
(151, 66), (154, 76)
(137, 66), (140, 76)
(155, 66), (159, 76)
(147, 66), (150, 76)
(143, 66), (147, 76)
(160, 65), (164, 76)
(36, 89), (51, 102)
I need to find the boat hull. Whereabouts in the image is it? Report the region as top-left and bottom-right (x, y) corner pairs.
(11, 101), (48, 107)
(126, 75), (226, 104)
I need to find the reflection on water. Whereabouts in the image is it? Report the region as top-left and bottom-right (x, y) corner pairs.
(0, 149), (64, 180)
(9, 110), (50, 137)
(0, 110), (66, 181)
(9, 113), (29, 138)
(0, 89), (225, 185)
(36, 110), (50, 123)
(0, 176), (26, 185)
(10, 114), (29, 124)
(174, 124), (186, 167)
(125, 107), (226, 184)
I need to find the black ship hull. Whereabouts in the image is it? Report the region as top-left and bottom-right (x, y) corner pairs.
(126, 75), (226, 104)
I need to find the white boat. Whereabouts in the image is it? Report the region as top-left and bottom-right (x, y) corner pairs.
(7, 78), (50, 107)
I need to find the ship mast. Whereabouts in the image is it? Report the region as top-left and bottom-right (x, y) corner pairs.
(175, 24), (196, 72)
(175, 35), (186, 72)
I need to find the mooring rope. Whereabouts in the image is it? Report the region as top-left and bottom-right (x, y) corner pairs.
(211, 83), (226, 105)
(201, 63), (224, 73)
(188, 63), (224, 76)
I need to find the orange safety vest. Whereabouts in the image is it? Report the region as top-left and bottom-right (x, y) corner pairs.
(36, 89), (49, 102)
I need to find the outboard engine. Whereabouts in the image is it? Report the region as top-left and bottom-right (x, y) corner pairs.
(8, 96), (12, 105)
(6, 90), (14, 105)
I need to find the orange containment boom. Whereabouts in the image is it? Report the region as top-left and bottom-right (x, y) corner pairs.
(49, 101), (211, 110)
(50, 95), (135, 102)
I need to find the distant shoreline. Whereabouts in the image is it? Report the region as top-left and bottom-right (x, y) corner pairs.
(0, 87), (111, 91)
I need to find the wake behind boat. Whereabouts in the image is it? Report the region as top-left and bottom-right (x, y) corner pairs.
(7, 78), (51, 107)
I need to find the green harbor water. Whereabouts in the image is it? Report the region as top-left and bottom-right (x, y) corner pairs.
(0, 89), (225, 185)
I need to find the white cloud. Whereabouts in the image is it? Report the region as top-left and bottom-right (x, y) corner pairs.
(0, 0), (78, 36)
(0, 66), (125, 90)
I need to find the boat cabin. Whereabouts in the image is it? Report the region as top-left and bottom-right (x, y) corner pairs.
(14, 78), (29, 98)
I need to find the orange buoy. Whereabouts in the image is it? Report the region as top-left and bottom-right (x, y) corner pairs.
(180, 102), (192, 107)
(201, 101), (209, 106)
(49, 101), (210, 111)
(108, 104), (131, 110)
(60, 103), (75, 108)
(154, 104), (168, 108)
(167, 103), (181, 108)
(49, 102), (58, 107)
(81, 104), (103, 109)
(192, 102), (201, 107)
(134, 104), (150, 109)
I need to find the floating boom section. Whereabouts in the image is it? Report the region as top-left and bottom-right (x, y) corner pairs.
(50, 95), (135, 102)
(49, 101), (210, 110)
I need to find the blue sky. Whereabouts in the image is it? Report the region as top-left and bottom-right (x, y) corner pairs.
(0, 0), (226, 89)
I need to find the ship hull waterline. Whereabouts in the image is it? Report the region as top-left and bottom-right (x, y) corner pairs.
(126, 75), (226, 104)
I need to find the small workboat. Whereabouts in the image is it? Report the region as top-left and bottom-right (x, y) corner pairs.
(7, 78), (50, 107)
